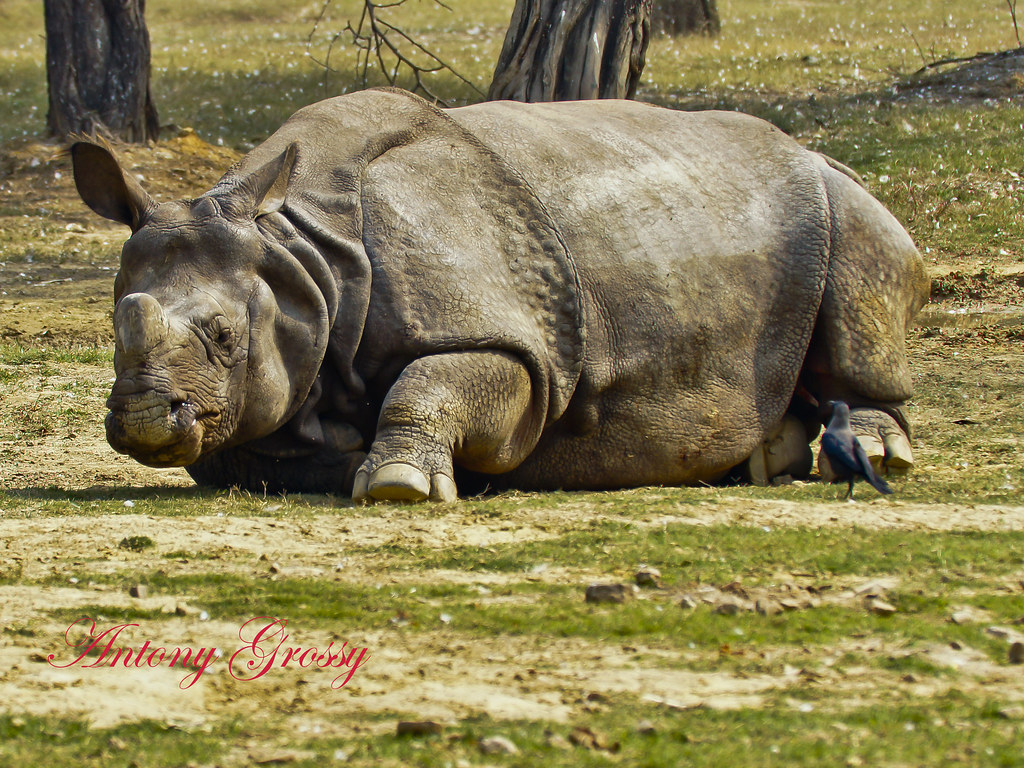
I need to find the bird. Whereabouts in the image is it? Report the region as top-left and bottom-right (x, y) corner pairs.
(820, 400), (893, 500)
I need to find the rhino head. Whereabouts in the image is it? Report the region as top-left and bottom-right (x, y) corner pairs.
(71, 143), (335, 467)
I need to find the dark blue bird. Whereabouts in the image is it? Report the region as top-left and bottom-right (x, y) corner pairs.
(821, 401), (893, 500)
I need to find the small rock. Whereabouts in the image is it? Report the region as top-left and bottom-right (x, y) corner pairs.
(175, 603), (201, 617)
(721, 581), (749, 599)
(866, 597), (897, 616)
(949, 611), (975, 625)
(986, 626), (1023, 641)
(478, 735), (518, 755)
(854, 579), (896, 597)
(396, 721), (443, 737)
(128, 584), (148, 599)
(585, 584), (632, 604)
(269, 562), (282, 574)
(544, 730), (572, 750)
(713, 601), (742, 616)
(636, 719), (657, 735)
(679, 595), (699, 610)
(635, 567), (662, 588)
(755, 598), (782, 615)
(569, 726), (619, 753)
(1010, 641), (1024, 665)
(998, 705), (1024, 719)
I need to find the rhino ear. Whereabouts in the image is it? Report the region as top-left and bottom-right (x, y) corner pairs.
(70, 142), (154, 231)
(247, 143), (297, 218)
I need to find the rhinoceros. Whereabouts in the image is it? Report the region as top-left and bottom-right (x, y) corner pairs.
(70, 88), (929, 502)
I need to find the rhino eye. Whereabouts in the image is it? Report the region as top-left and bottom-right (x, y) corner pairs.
(205, 317), (234, 347)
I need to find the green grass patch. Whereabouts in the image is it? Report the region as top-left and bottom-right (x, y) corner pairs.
(40, 563), (1021, 669)
(380, 520), (1024, 585)
(0, 714), (240, 768)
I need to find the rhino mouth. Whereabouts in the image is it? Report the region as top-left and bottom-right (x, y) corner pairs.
(105, 394), (220, 468)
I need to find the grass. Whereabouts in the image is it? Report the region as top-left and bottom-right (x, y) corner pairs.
(3, 695), (1024, 767)
(35, 523), (1024, 672)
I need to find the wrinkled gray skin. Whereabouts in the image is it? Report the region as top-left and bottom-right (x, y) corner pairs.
(70, 88), (929, 502)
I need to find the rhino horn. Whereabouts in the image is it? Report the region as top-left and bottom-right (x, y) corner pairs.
(70, 142), (155, 231)
(115, 293), (169, 363)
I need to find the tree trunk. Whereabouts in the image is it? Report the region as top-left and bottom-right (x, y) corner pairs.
(651, 0), (720, 37)
(44, 0), (159, 142)
(489, 0), (652, 102)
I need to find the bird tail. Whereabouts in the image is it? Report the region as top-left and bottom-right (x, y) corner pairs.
(864, 464), (893, 495)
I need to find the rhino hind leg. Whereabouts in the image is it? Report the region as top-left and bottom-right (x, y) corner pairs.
(353, 350), (540, 504)
(817, 407), (914, 482)
(744, 415), (814, 486)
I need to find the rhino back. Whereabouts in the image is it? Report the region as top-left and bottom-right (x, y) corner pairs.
(450, 101), (833, 487)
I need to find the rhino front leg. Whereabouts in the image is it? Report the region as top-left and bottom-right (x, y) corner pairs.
(353, 350), (538, 503)
(817, 407), (914, 481)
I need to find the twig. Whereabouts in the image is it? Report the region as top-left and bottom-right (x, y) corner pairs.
(1009, 0), (1022, 48)
(306, 0), (485, 106)
(901, 24), (928, 67)
(912, 51), (998, 76)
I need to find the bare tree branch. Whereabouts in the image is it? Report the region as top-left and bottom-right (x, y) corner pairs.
(1009, 0), (1022, 48)
(307, 0), (485, 105)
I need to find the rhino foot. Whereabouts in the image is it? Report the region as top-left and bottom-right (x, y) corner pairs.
(817, 407), (914, 481)
(746, 415), (813, 486)
(352, 462), (457, 504)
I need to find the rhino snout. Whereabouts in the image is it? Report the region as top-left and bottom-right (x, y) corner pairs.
(106, 392), (207, 467)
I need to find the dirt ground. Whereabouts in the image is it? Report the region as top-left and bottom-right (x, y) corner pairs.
(2, 85), (1024, 748)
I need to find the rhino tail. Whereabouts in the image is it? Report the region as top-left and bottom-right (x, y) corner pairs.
(815, 152), (866, 189)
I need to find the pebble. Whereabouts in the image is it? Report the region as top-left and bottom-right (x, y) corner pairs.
(679, 595), (699, 610)
(585, 583), (632, 604)
(1010, 641), (1024, 664)
(544, 730), (572, 750)
(128, 584), (148, 599)
(713, 601), (742, 616)
(866, 597), (897, 616)
(755, 598), (782, 615)
(636, 719), (657, 735)
(478, 735), (518, 755)
(396, 721), (443, 737)
(635, 567), (662, 588)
